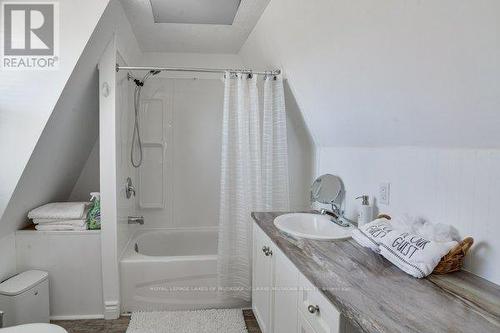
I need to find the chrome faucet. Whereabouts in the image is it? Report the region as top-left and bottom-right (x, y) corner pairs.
(319, 202), (342, 218)
(319, 208), (338, 219)
(0, 310), (4, 328)
(128, 216), (144, 225)
(319, 204), (352, 228)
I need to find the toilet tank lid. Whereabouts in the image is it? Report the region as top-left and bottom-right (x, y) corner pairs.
(0, 270), (48, 296)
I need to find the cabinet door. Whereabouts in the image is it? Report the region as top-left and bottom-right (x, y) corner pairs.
(252, 224), (274, 333)
(273, 247), (299, 333)
(298, 311), (317, 333)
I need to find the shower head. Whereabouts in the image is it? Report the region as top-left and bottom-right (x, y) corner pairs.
(150, 70), (161, 76)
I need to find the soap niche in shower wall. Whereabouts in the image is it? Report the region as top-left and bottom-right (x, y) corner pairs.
(138, 98), (166, 209)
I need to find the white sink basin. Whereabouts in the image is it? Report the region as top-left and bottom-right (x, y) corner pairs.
(273, 213), (353, 240)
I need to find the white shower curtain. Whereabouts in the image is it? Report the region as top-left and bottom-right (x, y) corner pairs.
(262, 76), (290, 211)
(217, 73), (288, 302)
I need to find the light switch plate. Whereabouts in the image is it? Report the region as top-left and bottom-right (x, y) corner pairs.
(379, 183), (390, 205)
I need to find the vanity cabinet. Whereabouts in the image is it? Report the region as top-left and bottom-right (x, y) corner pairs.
(252, 222), (358, 333)
(252, 223), (274, 333)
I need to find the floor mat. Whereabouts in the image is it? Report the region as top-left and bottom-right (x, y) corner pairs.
(126, 309), (248, 333)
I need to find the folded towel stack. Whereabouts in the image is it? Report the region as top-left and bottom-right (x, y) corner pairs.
(352, 218), (458, 278)
(28, 202), (90, 231)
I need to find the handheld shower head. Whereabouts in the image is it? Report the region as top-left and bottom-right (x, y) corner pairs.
(130, 70), (159, 167)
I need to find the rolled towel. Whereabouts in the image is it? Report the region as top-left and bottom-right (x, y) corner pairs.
(35, 223), (88, 231)
(351, 218), (394, 252)
(354, 219), (458, 278)
(377, 230), (457, 278)
(32, 219), (87, 227)
(28, 202), (89, 220)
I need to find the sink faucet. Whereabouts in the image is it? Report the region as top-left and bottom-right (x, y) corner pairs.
(319, 208), (338, 219)
(319, 202), (342, 218)
(319, 204), (352, 228)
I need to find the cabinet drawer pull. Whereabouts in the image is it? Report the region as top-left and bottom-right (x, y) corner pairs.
(307, 304), (320, 314)
(262, 246), (273, 256)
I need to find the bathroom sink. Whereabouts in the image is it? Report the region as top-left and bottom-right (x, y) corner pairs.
(273, 213), (353, 240)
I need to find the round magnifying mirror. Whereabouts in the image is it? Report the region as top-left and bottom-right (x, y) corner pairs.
(311, 174), (344, 207)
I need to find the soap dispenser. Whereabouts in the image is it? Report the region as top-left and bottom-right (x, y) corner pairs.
(356, 195), (373, 227)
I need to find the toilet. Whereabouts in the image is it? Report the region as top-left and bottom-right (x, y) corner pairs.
(0, 270), (50, 328)
(0, 323), (67, 333)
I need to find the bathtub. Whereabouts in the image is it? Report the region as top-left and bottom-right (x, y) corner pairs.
(120, 228), (244, 312)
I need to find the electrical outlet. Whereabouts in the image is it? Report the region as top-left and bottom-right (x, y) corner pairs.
(379, 183), (390, 205)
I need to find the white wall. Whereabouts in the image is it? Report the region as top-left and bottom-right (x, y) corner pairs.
(139, 52), (244, 71)
(0, 0), (142, 239)
(0, 234), (16, 282)
(0, 0), (110, 222)
(0, 0), (142, 318)
(99, 35), (120, 320)
(97, 2), (143, 318)
(68, 141), (100, 202)
(116, 53), (138, 258)
(0, 0), (117, 285)
(135, 77), (224, 229)
(318, 146), (500, 285)
(240, 0), (500, 148)
(283, 81), (316, 210)
(16, 230), (103, 319)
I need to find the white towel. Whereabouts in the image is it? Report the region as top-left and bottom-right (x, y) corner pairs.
(390, 214), (460, 242)
(354, 219), (458, 278)
(35, 223), (88, 231)
(32, 219), (87, 227)
(376, 230), (457, 278)
(351, 218), (394, 252)
(28, 202), (89, 220)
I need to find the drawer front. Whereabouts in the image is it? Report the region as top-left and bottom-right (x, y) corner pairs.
(298, 273), (341, 333)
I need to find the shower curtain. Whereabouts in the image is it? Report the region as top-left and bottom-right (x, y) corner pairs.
(217, 73), (289, 302)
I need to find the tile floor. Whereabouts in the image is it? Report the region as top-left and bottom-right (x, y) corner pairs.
(51, 309), (262, 333)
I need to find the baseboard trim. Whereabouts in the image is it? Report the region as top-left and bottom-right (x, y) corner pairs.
(104, 300), (120, 320)
(50, 314), (104, 320)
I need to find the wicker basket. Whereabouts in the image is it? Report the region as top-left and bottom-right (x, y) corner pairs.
(432, 237), (474, 274)
(376, 214), (474, 274)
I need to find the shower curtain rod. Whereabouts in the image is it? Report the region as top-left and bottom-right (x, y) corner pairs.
(116, 65), (281, 76)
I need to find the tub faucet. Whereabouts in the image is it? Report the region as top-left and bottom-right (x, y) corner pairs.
(128, 216), (144, 225)
(125, 177), (136, 199)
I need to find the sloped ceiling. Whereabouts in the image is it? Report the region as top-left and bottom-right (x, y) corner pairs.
(0, 0), (141, 237)
(0, 0), (109, 226)
(121, 0), (270, 53)
(239, 0), (500, 148)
